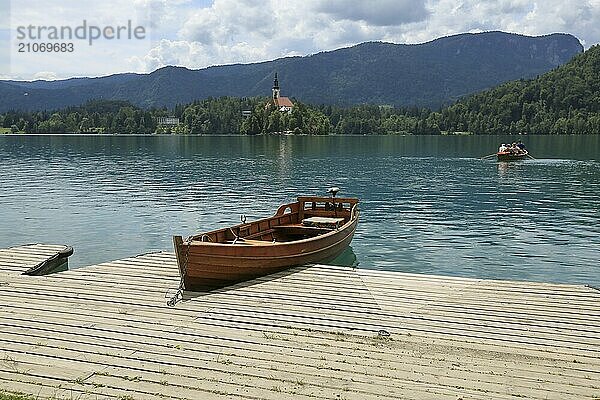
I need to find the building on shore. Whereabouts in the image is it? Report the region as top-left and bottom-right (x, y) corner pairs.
(157, 116), (180, 126)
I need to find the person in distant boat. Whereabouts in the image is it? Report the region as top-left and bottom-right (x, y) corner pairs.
(516, 140), (526, 151)
(499, 143), (508, 152)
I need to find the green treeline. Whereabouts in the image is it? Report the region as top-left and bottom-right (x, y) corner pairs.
(2, 45), (600, 135)
(0, 100), (157, 134)
(0, 97), (438, 135)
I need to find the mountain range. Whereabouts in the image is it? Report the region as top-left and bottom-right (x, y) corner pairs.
(0, 31), (583, 113)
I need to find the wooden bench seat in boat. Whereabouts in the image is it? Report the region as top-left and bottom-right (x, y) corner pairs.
(228, 238), (273, 245)
(272, 224), (334, 236)
(301, 216), (345, 229)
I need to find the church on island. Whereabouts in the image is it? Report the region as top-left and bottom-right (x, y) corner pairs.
(269, 73), (294, 113)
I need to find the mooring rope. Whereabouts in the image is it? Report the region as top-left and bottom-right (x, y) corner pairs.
(166, 236), (192, 307)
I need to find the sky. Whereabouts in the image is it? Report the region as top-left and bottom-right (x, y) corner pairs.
(1, 0), (600, 80)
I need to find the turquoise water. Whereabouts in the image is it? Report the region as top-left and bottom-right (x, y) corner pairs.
(1, 134), (599, 285)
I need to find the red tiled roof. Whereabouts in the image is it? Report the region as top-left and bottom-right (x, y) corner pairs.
(276, 97), (294, 108)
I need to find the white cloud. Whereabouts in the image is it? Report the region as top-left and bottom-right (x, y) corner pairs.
(413, 0), (596, 46)
(33, 71), (58, 80)
(312, 0), (429, 26)
(3, 0), (600, 80)
(520, 0), (599, 45)
(179, 0), (277, 44)
(134, 0), (427, 72)
(134, 0), (598, 75)
(129, 38), (270, 72)
(7, 0), (155, 79)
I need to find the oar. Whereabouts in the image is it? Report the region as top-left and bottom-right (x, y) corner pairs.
(480, 153), (497, 160)
(526, 154), (536, 160)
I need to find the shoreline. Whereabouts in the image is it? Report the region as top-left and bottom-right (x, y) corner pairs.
(2, 132), (599, 137)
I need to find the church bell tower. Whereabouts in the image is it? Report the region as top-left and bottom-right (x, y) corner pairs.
(272, 73), (280, 101)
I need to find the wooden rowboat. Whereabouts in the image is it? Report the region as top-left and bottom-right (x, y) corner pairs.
(497, 150), (529, 161)
(172, 192), (359, 292)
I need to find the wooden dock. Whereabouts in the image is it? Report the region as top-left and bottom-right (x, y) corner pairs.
(1, 244), (599, 400)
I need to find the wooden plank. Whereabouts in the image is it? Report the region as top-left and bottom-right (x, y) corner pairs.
(0, 244), (71, 276)
(0, 292), (596, 364)
(1, 322), (597, 394)
(1, 245), (599, 400)
(0, 330), (593, 400)
(43, 257), (595, 303)
(0, 370), (154, 400)
(3, 329), (591, 400)
(3, 280), (600, 356)
(2, 295), (600, 373)
(2, 303), (599, 381)
(3, 290), (600, 368)
(0, 376), (117, 400)
(2, 290), (598, 364)
(9, 262), (598, 324)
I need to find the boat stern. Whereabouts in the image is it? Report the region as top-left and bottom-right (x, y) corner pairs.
(172, 235), (187, 288)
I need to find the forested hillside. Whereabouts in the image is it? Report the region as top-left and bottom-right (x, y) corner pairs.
(439, 45), (600, 134)
(0, 32), (582, 112)
(2, 45), (599, 135)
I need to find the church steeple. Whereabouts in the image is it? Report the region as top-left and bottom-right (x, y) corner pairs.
(266, 72), (293, 112)
(272, 73), (280, 100)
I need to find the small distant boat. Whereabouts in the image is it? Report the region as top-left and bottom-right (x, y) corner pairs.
(172, 189), (359, 292)
(497, 150), (529, 161)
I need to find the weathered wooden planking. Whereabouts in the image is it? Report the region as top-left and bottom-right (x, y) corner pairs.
(8, 264), (599, 354)
(0, 244), (71, 276)
(5, 276), (600, 363)
(0, 246), (599, 400)
(3, 279), (600, 358)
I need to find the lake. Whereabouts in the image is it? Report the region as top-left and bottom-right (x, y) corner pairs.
(1, 134), (599, 285)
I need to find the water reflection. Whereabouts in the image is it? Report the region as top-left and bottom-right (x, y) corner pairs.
(496, 160), (518, 177)
(328, 246), (359, 268)
(1, 134), (599, 286)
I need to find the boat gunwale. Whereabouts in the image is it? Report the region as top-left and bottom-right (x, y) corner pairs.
(188, 202), (359, 248)
(184, 224), (358, 262)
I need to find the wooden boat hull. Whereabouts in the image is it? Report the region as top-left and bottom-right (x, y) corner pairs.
(174, 196), (359, 291)
(497, 151), (528, 161)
